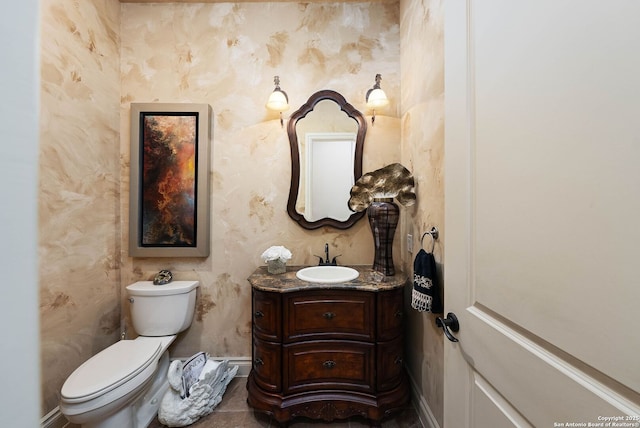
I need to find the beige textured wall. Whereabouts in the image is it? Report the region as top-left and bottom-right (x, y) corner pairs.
(119, 1), (401, 362)
(38, 0), (405, 419)
(399, 0), (445, 425)
(119, 2), (401, 358)
(39, 0), (121, 414)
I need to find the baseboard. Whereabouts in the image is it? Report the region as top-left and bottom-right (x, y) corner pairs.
(407, 370), (441, 428)
(170, 355), (252, 377)
(41, 406), (68, 428)
(225, 356), (252, 377)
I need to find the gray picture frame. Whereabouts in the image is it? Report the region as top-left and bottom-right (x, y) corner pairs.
(129, 103), (211, 257)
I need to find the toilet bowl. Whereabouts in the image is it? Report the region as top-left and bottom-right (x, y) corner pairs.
(60, 336), (172, 428)
(60, 280), (199, 428)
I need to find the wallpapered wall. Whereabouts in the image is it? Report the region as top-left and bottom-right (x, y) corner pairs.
(39, 1), (445, 424)
(39, 0), (409, 416)
(400, 0), (445, 424)
(39, 0), (121, 415)
(118, 0), (401, 358)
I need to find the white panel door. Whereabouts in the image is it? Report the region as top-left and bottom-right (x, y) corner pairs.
(305, 133), (355, 222)
(444, 1), (640, 427)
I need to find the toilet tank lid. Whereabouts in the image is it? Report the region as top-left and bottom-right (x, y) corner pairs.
(126, 280), (199, 296)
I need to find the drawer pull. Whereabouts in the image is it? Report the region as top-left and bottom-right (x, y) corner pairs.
(254, 358), (264, 366)
(254, 311), (264, 318)
(322, 360), (336, 369)
(323, 312), (336, 320)
(394, 356), (403, 365)
(394, 310), (403, 318)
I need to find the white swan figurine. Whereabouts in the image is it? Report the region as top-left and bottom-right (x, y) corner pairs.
(157, 358), (238, 427)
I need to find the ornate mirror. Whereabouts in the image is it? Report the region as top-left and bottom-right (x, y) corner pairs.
(286, 90), (367, 229)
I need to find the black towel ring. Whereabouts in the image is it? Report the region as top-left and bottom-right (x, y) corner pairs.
(420, 227), (439, 253)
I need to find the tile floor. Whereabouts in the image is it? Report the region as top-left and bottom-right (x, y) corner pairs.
(148, 376), (422, 428)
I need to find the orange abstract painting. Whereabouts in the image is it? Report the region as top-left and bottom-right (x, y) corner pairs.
(140, 113), (198, 247)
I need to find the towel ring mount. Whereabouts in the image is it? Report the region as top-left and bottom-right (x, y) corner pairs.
(420, 227), (439, 253)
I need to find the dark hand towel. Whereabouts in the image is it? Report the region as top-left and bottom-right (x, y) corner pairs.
(411, 249), (443, 313)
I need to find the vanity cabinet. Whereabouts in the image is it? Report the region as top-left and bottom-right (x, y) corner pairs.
(247, 267), (410, 426)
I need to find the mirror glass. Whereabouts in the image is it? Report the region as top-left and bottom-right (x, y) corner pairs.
(286, 90), (367, 229)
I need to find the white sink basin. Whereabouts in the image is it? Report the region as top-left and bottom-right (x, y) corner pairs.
(296, 266), (360, 283)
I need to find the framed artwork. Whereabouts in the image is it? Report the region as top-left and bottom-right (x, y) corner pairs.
(129, 103), (211, 257)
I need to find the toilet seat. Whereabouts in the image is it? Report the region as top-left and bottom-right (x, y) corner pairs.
(61, 339), (162, 404)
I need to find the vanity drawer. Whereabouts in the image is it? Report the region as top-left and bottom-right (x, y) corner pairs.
(284, 290), (374, 342)
(252, 289), (281, 341)
(283, 340), (374, 394)
(252, 338), (281, 392)
(377, 336), (405, 391)
(376, 287), (404, 341)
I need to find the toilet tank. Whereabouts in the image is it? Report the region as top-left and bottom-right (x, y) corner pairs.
(126, 281), (199, 337)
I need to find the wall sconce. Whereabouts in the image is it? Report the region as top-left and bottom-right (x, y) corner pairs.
(365, 73), (389, 125)
(266, 75), (289, 127)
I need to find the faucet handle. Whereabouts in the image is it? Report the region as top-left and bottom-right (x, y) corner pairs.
(315, 255), (325, 265)
(331, 255), (342, 265)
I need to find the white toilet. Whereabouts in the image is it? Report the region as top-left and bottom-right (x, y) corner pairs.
(60, 280), (199, 428)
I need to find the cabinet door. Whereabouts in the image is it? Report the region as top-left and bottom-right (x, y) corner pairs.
(376, 287), (404, 342)
(252, 338), (281, 392)
(283, 340), (375, 394)
(252, 289), (281, 342)
(377, 336), (404, 391)
(284, 290), (374, 342)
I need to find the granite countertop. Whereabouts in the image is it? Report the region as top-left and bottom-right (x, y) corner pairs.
(248, 265), (408, 293)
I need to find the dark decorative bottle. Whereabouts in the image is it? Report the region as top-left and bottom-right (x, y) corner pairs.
(367, 198), (399, 275)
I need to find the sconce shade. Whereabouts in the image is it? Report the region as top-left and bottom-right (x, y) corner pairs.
(266, 76), (289, 112)
(365, 74), (389, 125)
(366, 88), (389, 109)
(266, 90), (290, 112)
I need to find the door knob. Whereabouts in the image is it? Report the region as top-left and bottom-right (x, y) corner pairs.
(436, 312), (460, 342)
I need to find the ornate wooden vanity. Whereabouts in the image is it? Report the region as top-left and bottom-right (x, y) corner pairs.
(246, 266), (410, 426)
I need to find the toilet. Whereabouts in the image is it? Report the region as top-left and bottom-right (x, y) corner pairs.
(60, 280), (199, 428)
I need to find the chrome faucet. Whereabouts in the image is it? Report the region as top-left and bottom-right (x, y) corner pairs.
(316, 243), (340, 266)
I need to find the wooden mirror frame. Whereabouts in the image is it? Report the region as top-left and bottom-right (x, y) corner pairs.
(286, 90), (367, 230)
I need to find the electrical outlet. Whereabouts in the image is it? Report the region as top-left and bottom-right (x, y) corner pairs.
(407, 234), (413, 253)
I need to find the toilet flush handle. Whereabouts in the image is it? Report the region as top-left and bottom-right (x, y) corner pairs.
(128, 297), (134, 303)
